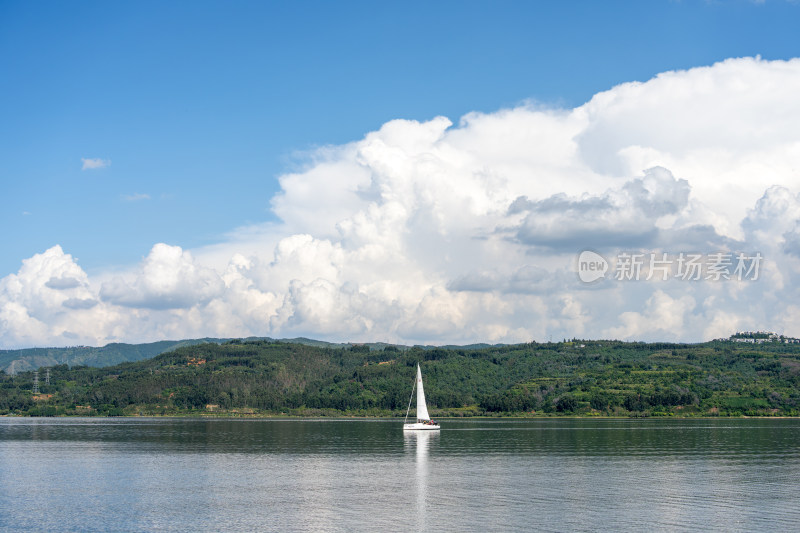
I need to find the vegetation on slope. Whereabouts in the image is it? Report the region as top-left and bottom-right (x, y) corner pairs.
(2, 339), (800, 417)
(0, 338), (236, 374)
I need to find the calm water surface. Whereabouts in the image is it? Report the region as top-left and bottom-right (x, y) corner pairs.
(1, 417), (799, 532)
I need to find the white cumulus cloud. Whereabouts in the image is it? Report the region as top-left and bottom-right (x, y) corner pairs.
(0, 246), (118, 347)
(81, 158), (111, 170)
(122, 193), (150, 201)
(100, 243), (225, 310)
(3, 57), (800, 348)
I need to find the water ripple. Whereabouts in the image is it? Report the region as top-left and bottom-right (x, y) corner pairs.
(2, 417), (800, 532)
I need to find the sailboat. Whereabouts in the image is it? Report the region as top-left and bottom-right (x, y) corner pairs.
(403, 364), (440, 430)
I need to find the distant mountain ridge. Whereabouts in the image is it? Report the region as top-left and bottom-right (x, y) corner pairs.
(0, 339), (232, 374)
(0, 337), (503, 374)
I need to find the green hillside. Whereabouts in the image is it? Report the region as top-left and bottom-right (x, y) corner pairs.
(2, 338), (800, 417)
(0, 337), (410, 374)
(0, 338), (236, 374)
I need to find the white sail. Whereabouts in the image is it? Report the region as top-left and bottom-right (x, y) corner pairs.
(403, 363), (439, 430)
(415, 364), (430, 421)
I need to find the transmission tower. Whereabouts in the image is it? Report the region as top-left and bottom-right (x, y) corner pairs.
(33, 370), (39, 394)
(45, 368), (50, 385)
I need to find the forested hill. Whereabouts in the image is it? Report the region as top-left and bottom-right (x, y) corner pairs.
(0, 338), (232, 374)
(0, 337), (404, 374)
(2, 339), (800, 417)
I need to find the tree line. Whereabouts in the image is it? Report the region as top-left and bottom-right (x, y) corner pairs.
(1, 338), (799, 417)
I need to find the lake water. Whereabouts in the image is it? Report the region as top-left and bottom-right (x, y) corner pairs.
(1, 418), (799, 532)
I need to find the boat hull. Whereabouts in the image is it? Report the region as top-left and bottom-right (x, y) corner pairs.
(403, 423), (440, 431)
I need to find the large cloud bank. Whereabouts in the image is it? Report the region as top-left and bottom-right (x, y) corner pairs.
(3, 57), (800, 348)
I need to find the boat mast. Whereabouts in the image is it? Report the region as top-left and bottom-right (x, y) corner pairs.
(403, 367), (417, 424)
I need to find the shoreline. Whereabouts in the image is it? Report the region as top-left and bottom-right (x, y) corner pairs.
(4, 413), (800, 420)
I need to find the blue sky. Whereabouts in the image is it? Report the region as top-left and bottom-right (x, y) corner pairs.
(2, 1), (800, 348)
(3, 0), (797, 276)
